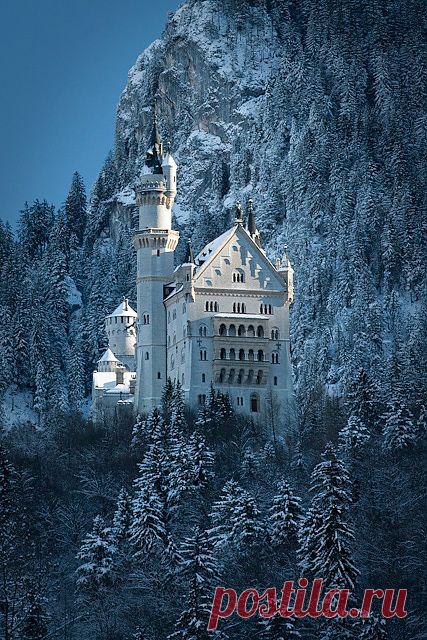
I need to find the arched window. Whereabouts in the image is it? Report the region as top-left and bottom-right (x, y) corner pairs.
(229, 348), (236, 360)
(143, 313), (150, 325)
(260, 304), (263, 314)
(247, 325), (255, 337)
(238, 324), (246, 337)
(214, 302), (219, 312)
(257, 326), (264, 338)
(229, 368), (235, 383)
(274, 376), (278, 386)
(205, 301), (209, 312)
(271, 328), (279, 340)
(209, 302), (214, 312)
(239, 349), (245, 361)
(238, 369), (244, 384)
(220, 348), (226, 360)
(219, 368), (226, 383)
(219, 324), (226, 336)
(250, 393), (260, 413)
(258, 349), (264, 362)
(256, 370), (263, 385)
(202, 373), (206, 383)
(248, 349), (254, 361)
(272, 352), (279, 364)
(199, 325), (207, 337)
(145, 352), (149, 360)
(229, 324), (236, 337)
(248, 369), (254, 383)
(242, 303), (246, 313)
(200, 350), (207, 361)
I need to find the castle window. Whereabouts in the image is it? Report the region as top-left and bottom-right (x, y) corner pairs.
(271, 328), (279, 340)
(272, 352), (279, 364)
(158, 372), (161, 379)
(248, 369), (254, 383)
(200, 350), (207, 361)
(256, 370), (263, 385)
(220, 348), (226, 360)
(238, 369), (244, 384)
(145, 352), (149, 360)
(269, 304), (273, 314)
(186, 274), (190, 281)
(198, 394), (206, 405)
(233, 271), (245, 283)
(199, 325), (207, 337)
(274, 376), (278, 386)
(247, 325), (255, 337)
(202, 373), (206, 383)
(257, 326), (264, 338)
(219, 324), (226, 336)
(214, 302), (219, 312)
(181, 347), (185, 364)
(248, 349), (254, 361)
(219, 368), (226, 383)
(157, 249), (160, 256)
(250, 394), (260, 413)
(239, 349), (245, 361)
(173, 309), (176, 320)
(238, 325), (246, 337)
(229, 368), (235, 383)
(237, 396), (244, 406)
(229, 348), (236, 360)
(229, 324), (236, 337)
(205, 301), (209, 312)
(258, 350), (264, 362)
(143, 314), (150, 325)
(115, 317), (118, 324)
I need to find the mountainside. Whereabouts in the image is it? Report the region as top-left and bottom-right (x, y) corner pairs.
(95, 0), (427, 410)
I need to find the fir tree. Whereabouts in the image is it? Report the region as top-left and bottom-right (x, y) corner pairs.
(65, 172), (87, 244)
(382, 398), (417, 451)
(76, 515), (116, 593)
(168, 527), (222, 640)
(339, 414), (371, 454)
(269, 481), (303, 547)
(130, 485), (166, 555)
(21, 582), (50, 640)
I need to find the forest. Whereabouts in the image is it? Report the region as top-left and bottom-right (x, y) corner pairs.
(1, 0), (426, 638)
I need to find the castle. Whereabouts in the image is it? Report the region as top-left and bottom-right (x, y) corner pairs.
(92, 118), (294, 425)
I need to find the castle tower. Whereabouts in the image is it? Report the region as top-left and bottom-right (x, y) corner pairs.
(104, 298), (137, 370)
(133, 112), (179, 414)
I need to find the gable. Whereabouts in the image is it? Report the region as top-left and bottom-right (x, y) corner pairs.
(194, 225), (284, 292)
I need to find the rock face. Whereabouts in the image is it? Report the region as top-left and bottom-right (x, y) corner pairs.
(93, 0), (427, 403)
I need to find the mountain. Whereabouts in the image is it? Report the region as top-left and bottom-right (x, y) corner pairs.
(91, 0), (427, 413)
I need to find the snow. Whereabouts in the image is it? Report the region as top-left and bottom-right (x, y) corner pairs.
(107, 300), (137, 318)
(1, 387), (38, 429)
(98, 348), (119, 363)
(65, 275), (82, 308)
(93, 371), (135, 393)
(195, 227), (236, 270)
(115, 187), (136, 206)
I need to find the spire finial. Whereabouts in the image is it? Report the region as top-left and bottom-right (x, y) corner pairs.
(122, 296), (128, 311)
(234, 200), (243, 224)
(167, 141), (171, 154)
(247, 198), (256, 237)
(186, 239), (194, 264)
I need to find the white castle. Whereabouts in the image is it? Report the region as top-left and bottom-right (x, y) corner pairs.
(92, 117), (294, 426)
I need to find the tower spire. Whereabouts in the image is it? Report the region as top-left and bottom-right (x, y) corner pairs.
(145, 101), (163, 174)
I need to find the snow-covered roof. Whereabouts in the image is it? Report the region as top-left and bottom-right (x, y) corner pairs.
(99, 348), (119, 363)
(214, 313), (270, 320)
(195, 226), (236, 271)
(162, 152), (177, 168)
(107, 300), (137, 318)
(93, 371), (135, 393)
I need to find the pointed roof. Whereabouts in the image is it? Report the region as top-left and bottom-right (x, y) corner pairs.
(194, 224), (281, 289)
(99, 348), (119, 363)
(145, 104), (163, 175)
(107, 298), (137, 318)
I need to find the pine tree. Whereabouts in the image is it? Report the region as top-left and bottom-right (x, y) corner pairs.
(269, 481), (303, 547)
(298, 444), (359, 590)
(339, 414), (371, 454)
(209, 480), (262, 548)
(259, 611), (299, 639)
(168, 527), (222, 640)
(76, 515), (116, 593)
(21, 582), (50, 640)
(130, 485), (166, 555)
(382, 397), (417, 451)
(65, 172), (87, 244)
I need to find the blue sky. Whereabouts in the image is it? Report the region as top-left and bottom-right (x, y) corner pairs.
(0, 0), (180, 227)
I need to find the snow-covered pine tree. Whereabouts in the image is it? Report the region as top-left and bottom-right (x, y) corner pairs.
(65, 172), (87, 244)
(339, 414), (371, 454)
(209, 480), (262, 549)
(298, 444), (359, 590)
(168, 527), (223, 640)
(382, 397), (417, 452)
(21, 581), (50, 640)
(269, 481), (303, 547)
(130, 484), (166, 555)
(76, 515), (116, 593)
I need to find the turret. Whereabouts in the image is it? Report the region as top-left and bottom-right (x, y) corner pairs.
(105, 298), (137, 370)
(277, 246), (294, 303)
(162, 142), (177, 208)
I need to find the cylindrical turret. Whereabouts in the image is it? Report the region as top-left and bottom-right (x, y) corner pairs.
(105, 298), (137, 370)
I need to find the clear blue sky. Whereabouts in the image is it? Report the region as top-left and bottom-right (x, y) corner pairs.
(0, 0), (180, 227)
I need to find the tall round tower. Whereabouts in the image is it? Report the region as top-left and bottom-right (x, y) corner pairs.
(104, 298), (137, 371)
(133, 113), (179, 414)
